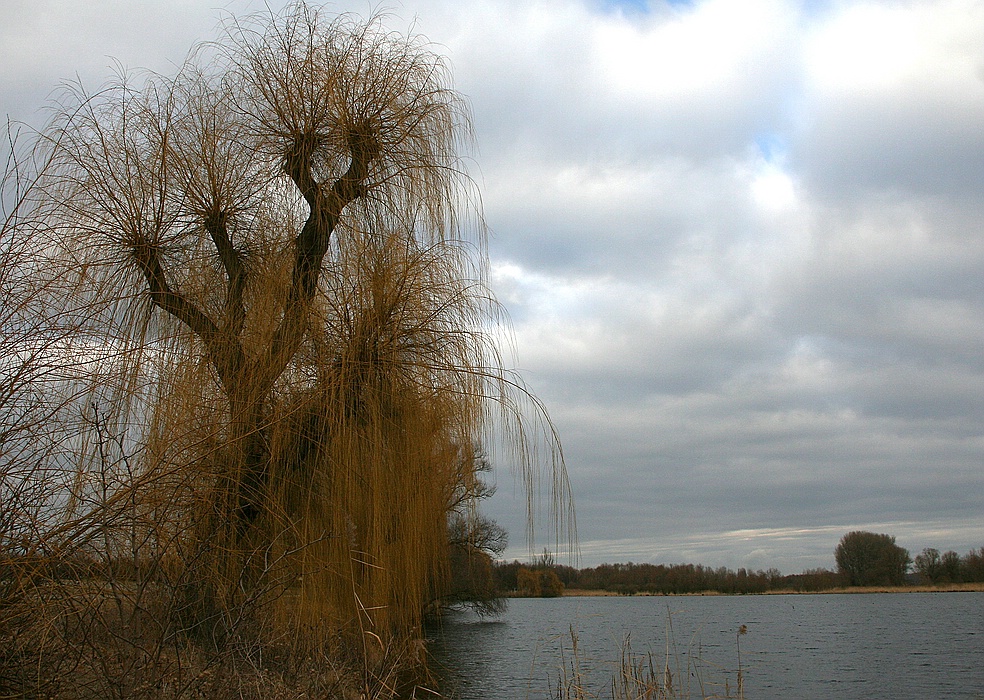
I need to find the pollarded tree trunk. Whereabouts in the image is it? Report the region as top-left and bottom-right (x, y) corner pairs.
(226, 389), (272, 535)
(125, 125), (376, 537)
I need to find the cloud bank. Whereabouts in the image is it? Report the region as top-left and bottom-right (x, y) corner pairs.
(3, 0), (983, 572)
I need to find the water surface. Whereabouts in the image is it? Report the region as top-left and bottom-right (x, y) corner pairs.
(427, 593), (984, 699)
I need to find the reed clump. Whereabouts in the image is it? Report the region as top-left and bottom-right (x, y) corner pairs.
(551, 620), (746, 700)
(0, 2), (573, 696)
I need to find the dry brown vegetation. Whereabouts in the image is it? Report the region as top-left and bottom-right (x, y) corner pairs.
(0, 3), (572, 697)
(552, 625), (745, 700)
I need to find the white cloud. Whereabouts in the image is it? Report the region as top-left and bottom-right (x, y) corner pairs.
(750, 165), (798, 212)
(592, 0), (794, 99)
(794, 1), (984, 198)
(804, 0), (984, 94)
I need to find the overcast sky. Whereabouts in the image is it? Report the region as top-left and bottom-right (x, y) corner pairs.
(3, 0), (984, 573)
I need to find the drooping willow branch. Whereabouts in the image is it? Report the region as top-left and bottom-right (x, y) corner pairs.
(27, 1), (575, 638)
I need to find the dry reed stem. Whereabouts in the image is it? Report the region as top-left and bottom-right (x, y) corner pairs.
(548, 615), (746, 700)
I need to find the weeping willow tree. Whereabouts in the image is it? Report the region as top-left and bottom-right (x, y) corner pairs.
(30, 2), (573, 642)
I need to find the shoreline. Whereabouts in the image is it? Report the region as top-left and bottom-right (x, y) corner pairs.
(558, 582), (984, 597)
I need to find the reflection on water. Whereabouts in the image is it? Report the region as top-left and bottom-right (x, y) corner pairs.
(426, 593), (984, 700)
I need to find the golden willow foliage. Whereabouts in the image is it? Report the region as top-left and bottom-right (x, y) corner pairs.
(27, 1), (573, 642)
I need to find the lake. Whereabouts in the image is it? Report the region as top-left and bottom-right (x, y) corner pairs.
(426, 593), (984, 699)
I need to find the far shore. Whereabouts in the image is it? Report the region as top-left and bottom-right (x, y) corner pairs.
(558, 582), (984, 597)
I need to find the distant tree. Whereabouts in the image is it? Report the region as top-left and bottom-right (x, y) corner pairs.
(914, 548), (943, 583)
(539, 568), (565, 597)
(962, 547), (984, 583)
(552, 562), (579, 586)
(438, 449), (509, 615)
(441, 512), (508, 616)
(493, 559), (523, 592)
(940, 550), (962, 583)
(782, 568), (843, 592)
(835, 531), (910, 586)
(516, 567), (541, 597)
(533, 548), (556, 569)
(514, 565), (563, 598)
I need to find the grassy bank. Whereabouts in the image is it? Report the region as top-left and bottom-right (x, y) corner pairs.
(560, 582), (984, 597)
(765, 582), (984, 594)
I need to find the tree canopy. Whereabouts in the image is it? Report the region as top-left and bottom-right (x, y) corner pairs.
(835, 531), (910, 586)
(7, 0), (573, 653)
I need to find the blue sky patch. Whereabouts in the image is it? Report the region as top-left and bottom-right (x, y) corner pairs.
(755, 132), (788, 164)
(599, 0), (695, 15)
(601, 0), (649, 10)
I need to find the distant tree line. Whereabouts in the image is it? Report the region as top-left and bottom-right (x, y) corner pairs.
(490, 532), (984, 597)
(493, 559), (834, 595)
(913, 547), (984, 584)
(834, 531), (984, 587)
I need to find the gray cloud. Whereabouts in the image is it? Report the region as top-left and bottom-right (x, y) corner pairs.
(4, 0), (983, 573)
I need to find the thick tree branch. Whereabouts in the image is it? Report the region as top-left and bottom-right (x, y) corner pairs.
(203, 210), (247, 336)
(265, 129), (378, 382)
(132, 241), (246, 390)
